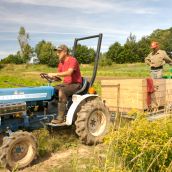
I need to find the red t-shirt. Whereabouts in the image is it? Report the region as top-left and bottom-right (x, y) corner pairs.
(58, 56), (82, 84)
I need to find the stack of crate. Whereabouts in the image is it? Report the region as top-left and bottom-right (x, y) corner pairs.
(151, 79), (166, 108)
(101, 79), (172, 113)
(165, 79), (172, 106)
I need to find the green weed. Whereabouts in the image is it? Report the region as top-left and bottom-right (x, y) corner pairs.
(33, 127), (79, 157)
(104, 115), (172, 172)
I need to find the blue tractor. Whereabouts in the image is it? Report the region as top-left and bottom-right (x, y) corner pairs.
(0, 34), (111, 170)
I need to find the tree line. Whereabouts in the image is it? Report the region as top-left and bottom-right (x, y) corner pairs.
(1, 27), (172, 66)
(106, 28), (172, 64)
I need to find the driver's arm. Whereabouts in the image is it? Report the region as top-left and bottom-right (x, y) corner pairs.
(48, 68), (74, 77)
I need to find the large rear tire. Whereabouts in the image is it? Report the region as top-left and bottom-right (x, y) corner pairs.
(0, 131), (37, 170)
(75, 97), (111, 145)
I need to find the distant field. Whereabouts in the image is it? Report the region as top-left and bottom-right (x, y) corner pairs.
(0, 63), (172, 90)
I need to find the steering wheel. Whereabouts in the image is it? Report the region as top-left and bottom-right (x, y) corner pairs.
(40, 73), (62, 83)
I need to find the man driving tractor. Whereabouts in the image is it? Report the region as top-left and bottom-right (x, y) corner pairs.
(48, 44), (82, 124)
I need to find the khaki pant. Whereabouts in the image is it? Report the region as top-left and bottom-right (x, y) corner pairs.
(150, 69), (163, 79)
(55, 83), (82, 122)
(55, 83), (82, 97)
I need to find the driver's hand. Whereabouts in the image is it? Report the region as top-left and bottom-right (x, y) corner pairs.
(52, 76), (62, 82)
(48, 73), (56, 77)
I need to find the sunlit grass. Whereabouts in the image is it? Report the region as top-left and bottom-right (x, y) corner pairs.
(0, 63), (149, 88)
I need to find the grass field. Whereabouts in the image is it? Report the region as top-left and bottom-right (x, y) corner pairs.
(1, 63), (172, 86)
(0, 63), (172, 94)
(0, 63), (172, 171)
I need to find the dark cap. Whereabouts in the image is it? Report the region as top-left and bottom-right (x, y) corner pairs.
(54, 44), (68, 52)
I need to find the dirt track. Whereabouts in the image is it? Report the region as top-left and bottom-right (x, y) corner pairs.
(0, 144), (101, 172)
(21, 145), (93, 172)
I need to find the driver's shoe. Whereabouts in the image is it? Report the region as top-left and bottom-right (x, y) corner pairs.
(51, 102), (66, 124)
(51, 118), (64, 124)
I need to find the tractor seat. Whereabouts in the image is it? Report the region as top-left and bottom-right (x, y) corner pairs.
(66, 78), (89, 109)
(75, 77), (89, 95)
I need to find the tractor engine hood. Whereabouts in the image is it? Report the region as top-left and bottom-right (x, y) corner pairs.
(0, 86), (55, 104)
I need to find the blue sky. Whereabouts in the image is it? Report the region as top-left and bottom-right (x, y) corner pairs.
(0, 0), (172, 59)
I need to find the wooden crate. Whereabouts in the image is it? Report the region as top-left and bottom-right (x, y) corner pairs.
(101, 79), (172, 112)
(165, 79), (172, 104)
(151, 79), (166, 107)
(101, 79), (147, 112)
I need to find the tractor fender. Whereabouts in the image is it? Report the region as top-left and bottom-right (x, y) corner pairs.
(66, 94), (98, 125)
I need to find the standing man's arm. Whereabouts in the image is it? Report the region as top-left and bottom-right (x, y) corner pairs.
(163, 51), (172, 64)
(145, 53), (151, 66)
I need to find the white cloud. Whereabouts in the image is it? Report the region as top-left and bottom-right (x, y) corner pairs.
(0, 0), (159, 37)
(2, 0), (113, 13)
(0, 9), (130, 37)
(0, 0), (171, 60)
(2, 0), (157, 14)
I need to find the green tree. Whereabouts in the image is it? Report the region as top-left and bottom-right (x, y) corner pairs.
(74, 44), (95, 64)
(18, 27), (29, 52)
(106, 33), (150, 64)
(137, 36), (150, 62)
(35, 40), (57, 67)
(1, 53), (23, 64)
(22, 44), (33, 63)
(149, 28), (172, 53)
(99, 52), (112, 66)
(17, 26), (32, 63)
(106, 42), (123, 63)
(123, 33), (139, 63)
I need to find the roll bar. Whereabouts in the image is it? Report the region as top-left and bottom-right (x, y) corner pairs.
(72, 33), (103, 87)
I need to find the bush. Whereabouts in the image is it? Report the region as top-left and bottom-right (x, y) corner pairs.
(105, 115), (172, 171)
(99, 57), (112, 66)
(33, 128), (78, 157)
(0, 64), (4, 70)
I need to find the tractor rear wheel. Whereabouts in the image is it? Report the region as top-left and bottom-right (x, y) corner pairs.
(75, 97), (111, 145)
(0, 131), (37, 170)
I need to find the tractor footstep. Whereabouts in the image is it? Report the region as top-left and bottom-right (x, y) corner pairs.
(46, 122), (66, 127)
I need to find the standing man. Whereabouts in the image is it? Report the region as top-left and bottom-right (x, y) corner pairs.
(145, 41), (172, 79)
(48, 44), (82, 124)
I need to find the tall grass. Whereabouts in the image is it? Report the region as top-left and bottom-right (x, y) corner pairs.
(55, 115), (172, 172)
(48, 114), (172, 172)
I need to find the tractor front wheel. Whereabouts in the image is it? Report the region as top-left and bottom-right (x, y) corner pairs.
(0, 131), (37, 170)
(75, 97), (111, 145)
